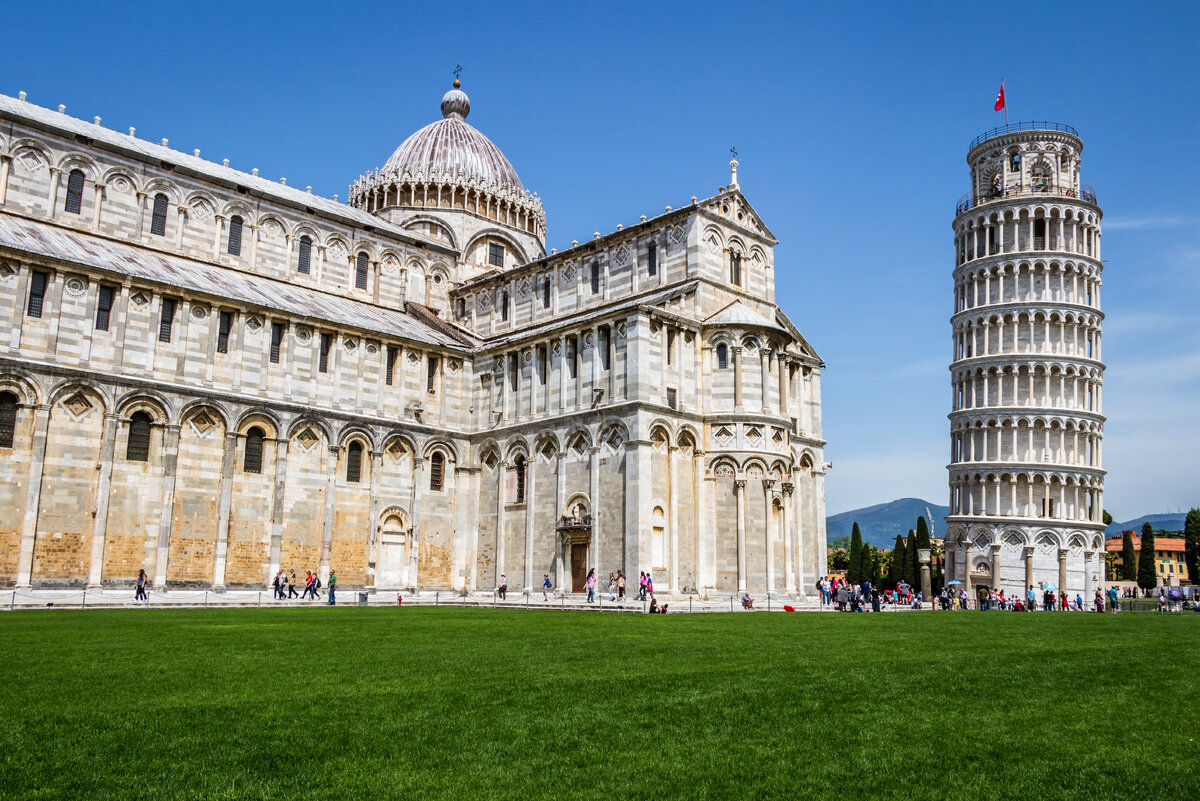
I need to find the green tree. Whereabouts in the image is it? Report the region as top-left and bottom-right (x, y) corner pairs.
(1136, 522), (1157, 590)
(846, 523), (864, 584)
(1103, 509), (1113, 526)
(1120, 531), (1137, 581)
(913, 516), (932, 582)
(1184, 508), (1200, 586)
(886, 536), (904, 589)
(830, 535), (850, 552)
(859, 542), (876, 587)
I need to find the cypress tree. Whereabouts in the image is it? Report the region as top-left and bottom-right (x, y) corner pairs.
(1120, 531), (1137, 581)
(1184, 508), (1200, 586)
(859, 542), (875, 587)
(870, 547), (883, 586)
(905, 534), (918, 587)
(1136, 521), (1157, 591)
(914, 516), (932, 589)
(847, 522), (864, 584)
(887, 535), (905, 589)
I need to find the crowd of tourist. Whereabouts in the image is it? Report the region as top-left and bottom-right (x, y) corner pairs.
(268, 569), (335, 604)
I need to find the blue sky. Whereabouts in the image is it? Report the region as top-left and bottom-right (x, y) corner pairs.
(3, 1), (1197, 519)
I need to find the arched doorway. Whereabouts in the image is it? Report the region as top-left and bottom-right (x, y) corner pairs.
(377, 511), (410, 588)
(558, 499), (591, 592)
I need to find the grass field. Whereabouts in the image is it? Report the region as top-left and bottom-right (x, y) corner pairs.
(0, 607), (1195, 800)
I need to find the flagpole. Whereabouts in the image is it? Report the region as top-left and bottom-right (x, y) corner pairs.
(1003, 79), (1009, 125)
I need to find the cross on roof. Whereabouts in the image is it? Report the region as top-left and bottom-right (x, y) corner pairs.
(453, 65), (462, 81)
(730, 146), (737, 159)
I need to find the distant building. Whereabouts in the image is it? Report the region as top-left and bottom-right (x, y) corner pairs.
(1105, 533), (1190, 585)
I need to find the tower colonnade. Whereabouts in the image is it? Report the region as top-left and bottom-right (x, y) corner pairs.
(945, 123), (1106, 603)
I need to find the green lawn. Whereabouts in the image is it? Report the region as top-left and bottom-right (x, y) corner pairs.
(0, 608), (1195, 800)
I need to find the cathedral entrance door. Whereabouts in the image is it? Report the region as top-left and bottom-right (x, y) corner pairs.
(571, 545), (588, 593)
(377, 514), (408, 588)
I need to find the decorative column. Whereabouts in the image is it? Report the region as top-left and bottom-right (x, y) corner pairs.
(668, 444), (679, 593)
(1024, 545), (1035, 592)
(732, 346), (743, 409)
(555, 450), (566, 591)
(211, 431), (238, 590)
(990, 543), (1002, 594)
(735, 478), (747, 592)
(319, 445), (337, 583)
(410, 456), (425, 591)
(15, 404), (52, 588)
(0, 154), (10, 206)
(495, 460), (507, 586)
(760, 348), (771, 413)
(919, 548), (933, 601)
(366, 449), (383, 589)
(1084, 549), (1094, 603)
(152, 423), (182, 590)
(85, 413), (120, 588)
(265, 437), (289, 586)
(589, 446), (601, 580)
(781, 482), (795, 593)
(962, 541), (973, 604)
(763, 479), (776, 593)
(523, 456), (536, 593)
(1057, 548), (1067, 603)
(778, 357), (789, 415)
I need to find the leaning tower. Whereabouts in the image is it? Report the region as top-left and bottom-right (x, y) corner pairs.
(945, 122), (1107, 606)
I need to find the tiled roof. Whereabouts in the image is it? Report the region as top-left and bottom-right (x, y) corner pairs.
(1105, 536), (1186, 553)
(0, 215), (469, 350)
(703, 299), (788, 332)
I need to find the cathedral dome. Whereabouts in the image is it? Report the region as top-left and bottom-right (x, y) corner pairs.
(380, 81), (524, 192)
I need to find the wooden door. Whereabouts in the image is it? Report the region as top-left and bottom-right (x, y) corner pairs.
(571, 545), (588, 592)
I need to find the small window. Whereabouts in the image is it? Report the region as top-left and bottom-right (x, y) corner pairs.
(543, 275), (551, 309)
(426, 356), (438, 393)
(217, 311), (232, 353)
(538, 346), (547, 385)
(346, 441), (363, 483)
(591, 263), (600, 294)
(243, 426), (264, 473)
(716, 344), (728, 370)
(27, 270), (48, 318)
(150, 193), (168, 237)
(456, 297), (466, 319)
(501, 289), (509, 322)
(0, 392), (17, 448)
(158, 298), (176, 343)
(488, 242), (504, 268)
(65, 169), (85, 215)
(509, 353), (519, 392)
(126, 411), (152, 462)
(666, 388), (677, 409)
(227, 215), (243, 256)
(647, 241), (657, 276)
(95, 285), (115, 331)
(385, 346), (398, 385)
(666, 329), (675, 366)
(598, 325), (611, 370)
(730, 252), (742, 286)
(568, 337), (578, 379)
(297, 235), (312, 274)
(514, 455), (527, 503)
(429, 451), (445, 491)
(319, 333), (333, 373)
(355, 252), (369, 290)
(269, 322), (284, 364)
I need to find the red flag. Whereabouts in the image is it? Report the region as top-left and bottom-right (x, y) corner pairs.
(994, 82), (1006, 111)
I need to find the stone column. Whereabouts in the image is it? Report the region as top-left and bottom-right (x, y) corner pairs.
(15, 404), (52, 588)
(778, 357), (789, 415)
(211, 431), (238, 590)
(319, 446), (337, 583)
(1057, 549), (1068, 604)
(668, 444), (679, 593)
(523, 456), (536, 593)
(152, 423), (181, 590)
(495, 460), (507, 587)
(589, 446), (601, 579)
(1024, 546), (1035, 593)
(962, 542), (973, 606)
(732, 346), (743, 409)
(410, 456), (425, 591)
(781, 482), (797, 594)
(762, 479), (776, 594)
(85, 413), (120, 588)
(760, 349), (772, 413)
(366, 449), (383, 589)
(555, 451), (566, 591)
(1084, 549), (1094, 603)
(266, 438), (289, 585)
(990, 544), (1002, 595)
(0, 155), (10, 206)
(735, 478), (747, 592)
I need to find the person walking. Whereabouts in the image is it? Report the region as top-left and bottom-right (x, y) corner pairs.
(1107, 585), (1119, 613)
(312, 573), (322, 600)
(638, 571), (647, 601)
(301, 571), (314, 600)
(585, 569), (596, 603)
(1026, 585), (1037, 611)
(645, 573), (655, 601)
(272, 570), (281, 600)
(288, 570), (299, 599)
(497, 574), (507, 601)
(608, 572), (617, 601)
(326, 570), (337, 605)
(135, 569), (148, 603)
(542, 573), (552, 601)
(617, 571), (626, 603)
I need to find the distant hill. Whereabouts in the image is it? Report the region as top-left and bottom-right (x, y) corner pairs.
(1106, 513), (1188, 539)
(826, 498), (949, 549)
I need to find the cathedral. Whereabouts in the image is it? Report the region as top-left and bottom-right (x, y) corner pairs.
(0, 81), (828, 598)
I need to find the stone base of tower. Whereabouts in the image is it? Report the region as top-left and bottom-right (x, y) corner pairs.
(944, 516), (1107, 604)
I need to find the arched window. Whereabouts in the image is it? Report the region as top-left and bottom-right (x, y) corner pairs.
(227, 215), (243, 255)
(355, 252), (369, 290)
(429, 451), (445, 491)
(729, 252), (742, 286)
(297, 235), (312, 274)
(346, 441), (363, 483)
(514, 455), (527, 502)
(0, 392), (17, 448)
(243, 426), (264, 473)
(65, 169), (85, 215)
(647, 241), (657, 276)
(126, 411), (152, 462)
(150, 193), (168, 236)
(716, 343), (728, 369)
(501, 289), (510, 322)
(542, 275), (551, 309)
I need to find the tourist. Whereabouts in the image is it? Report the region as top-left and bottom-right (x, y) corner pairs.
(585, 569), (596, 603)
(1026, 585), (1037, 611)
(497, 574), (507, 601)
(638, 571), (648, 601)
(288, 570), (299, 599)
(646, 573), (655, 600)
(272, 570), (281, 599)
(542, 573), (551, 601)
(608, 572), (616, 601)
(301, 571), (314, 600)
(1074, 593), (1083, 612)
(327, 569), (337, 605)
(135, 568), (148, 603)
(939, 587), (949, 610)
(649, 597), (659, 614)
(871, 586), (881, 613)
(617, 571), (626, 602)
(741, 592), (754, 610)
(1094, 589), (1105, 612)
(835, 584), (848, 611)
(312, 573), (322, 600)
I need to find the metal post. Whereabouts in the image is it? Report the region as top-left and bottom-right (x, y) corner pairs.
(436, 592), (439, 606)
(258, 591), (262, 607)
(204, 591), (209, 607)
(10, 590), (14, 610)
(731, 595), (734, 612)
(767, 594), (771, 612)
(81, 591), (86, 609)
(689, 596), (693, 614)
